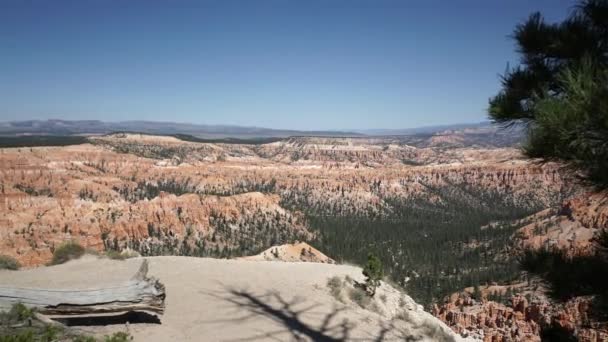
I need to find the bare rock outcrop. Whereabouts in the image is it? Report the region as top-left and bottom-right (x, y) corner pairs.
(435, 191), (608, 341)
(514, 191), (608, 256)
(240, 242), (335, 263)
(433, 291), (543, 341)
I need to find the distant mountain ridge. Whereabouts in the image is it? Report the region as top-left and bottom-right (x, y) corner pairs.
(0, 119), (361, 139)
(355, 121), (494, 135)
(0, 119), (523, 142)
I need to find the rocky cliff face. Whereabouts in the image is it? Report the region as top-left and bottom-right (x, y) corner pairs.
(92, 133), (525, 166)
(434, 191), (608, 341)
(514, 192), (608, 256)
(435, 289), (608, 342)
(0, 136), (573, 268)
(433, 293), (543, 341)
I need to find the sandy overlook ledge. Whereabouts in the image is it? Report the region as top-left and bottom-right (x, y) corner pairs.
(0, 256), (469, 341)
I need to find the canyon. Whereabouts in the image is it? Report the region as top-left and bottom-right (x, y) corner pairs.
(1, 130), (604, 340)
(0, 132), (569, 267)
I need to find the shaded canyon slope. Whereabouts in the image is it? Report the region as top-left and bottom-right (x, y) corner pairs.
(434, 192), (608, 341)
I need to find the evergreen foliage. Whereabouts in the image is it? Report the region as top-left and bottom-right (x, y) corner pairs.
(489, 0), (608, 186)
(362, 254), (383, 297)
(491, 1), (608, 333)
(105, 208), (306, 260)
(0, 136), (88, 148)
(282, 181), (544, 306)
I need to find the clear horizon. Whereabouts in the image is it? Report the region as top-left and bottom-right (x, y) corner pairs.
(1, 117), (495, 132)
(1, 1), (574, 130)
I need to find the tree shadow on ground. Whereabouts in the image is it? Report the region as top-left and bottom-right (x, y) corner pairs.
(206, 288), (352, 341)
(205, 287), (456, 342)
(520, 248), (608, 322)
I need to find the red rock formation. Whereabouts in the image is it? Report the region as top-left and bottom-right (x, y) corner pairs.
(434, 291), (608, 342)
(515, 191), (608, 256)
(433, 293), (542, 341)
(435, 190), (608, 341)
(1, 137), (572, 267)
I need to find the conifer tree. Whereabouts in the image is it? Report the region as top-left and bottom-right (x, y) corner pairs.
(489, 0), (608, 185)
(362, 254), (384, 297)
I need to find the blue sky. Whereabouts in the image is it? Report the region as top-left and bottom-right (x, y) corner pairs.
(0, 0), (575, 130)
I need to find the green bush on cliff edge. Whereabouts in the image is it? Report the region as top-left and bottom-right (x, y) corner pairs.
(50, 241), (85, 265)
(0, 255), (20, 270)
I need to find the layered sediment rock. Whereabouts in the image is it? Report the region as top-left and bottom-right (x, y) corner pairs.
(0, 137), (572, 267)
(514, 192), (608, 256)
(435, 291), (608, 342)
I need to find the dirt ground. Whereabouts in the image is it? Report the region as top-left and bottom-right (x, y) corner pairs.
(0, 256), (465, 341)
